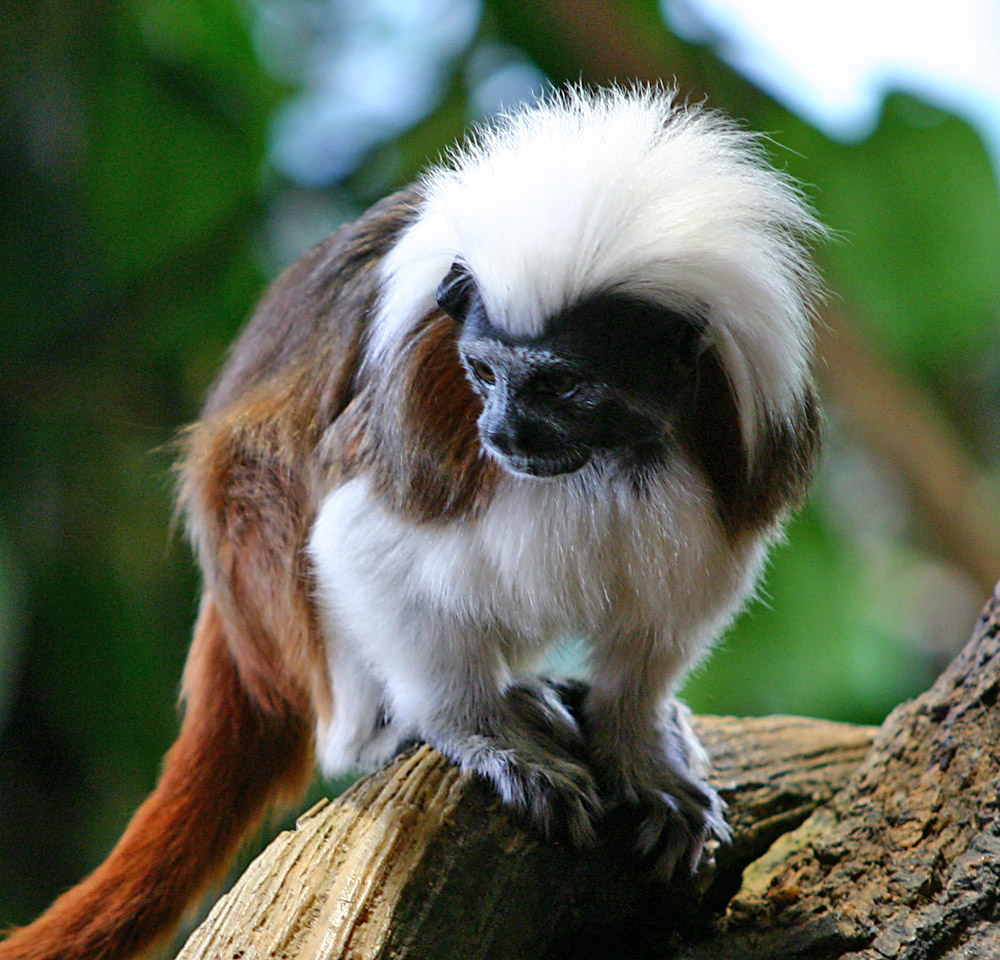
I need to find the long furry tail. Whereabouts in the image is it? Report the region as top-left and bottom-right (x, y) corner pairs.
(0, 599), (314, 960)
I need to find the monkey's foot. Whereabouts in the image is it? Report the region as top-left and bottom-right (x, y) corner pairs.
(483, 741), (603, 846)
(425, 678), (602, 846)
(588, 699), (730, 880)
(615, 758), (729, 881)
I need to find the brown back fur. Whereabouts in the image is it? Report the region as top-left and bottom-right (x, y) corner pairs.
(0, 190), (422, 960)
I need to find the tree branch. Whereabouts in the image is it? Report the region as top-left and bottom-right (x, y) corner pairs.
(684, 584), (1000, 960)
(816, 314), (1000, 596)
(176, 715), (875, 960)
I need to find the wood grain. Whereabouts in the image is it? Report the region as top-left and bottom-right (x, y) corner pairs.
(176, 714), (876, 960)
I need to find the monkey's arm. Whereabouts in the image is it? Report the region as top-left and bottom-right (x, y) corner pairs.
(583, 627), (731, 879)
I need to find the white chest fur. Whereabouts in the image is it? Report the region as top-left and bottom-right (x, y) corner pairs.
(310, 458), (762, 669)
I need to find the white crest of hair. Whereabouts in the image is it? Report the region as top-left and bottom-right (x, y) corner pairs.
(370, 84), (824, 454)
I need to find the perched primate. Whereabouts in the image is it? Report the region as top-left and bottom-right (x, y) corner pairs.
(1, 86), (823, 960)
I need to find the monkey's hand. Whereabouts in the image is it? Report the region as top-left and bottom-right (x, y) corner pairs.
(587, 698), (730, 881)
(424, 676), (603, 846)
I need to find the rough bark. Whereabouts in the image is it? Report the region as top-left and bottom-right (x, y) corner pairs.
(681, 585), (1000, 960)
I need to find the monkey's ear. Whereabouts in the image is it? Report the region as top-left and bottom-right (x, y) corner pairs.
(436, 261), (476, 322)
(678, 311), (709, 356)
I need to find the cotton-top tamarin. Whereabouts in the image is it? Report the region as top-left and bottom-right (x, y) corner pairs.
(0, 85), (823, 960)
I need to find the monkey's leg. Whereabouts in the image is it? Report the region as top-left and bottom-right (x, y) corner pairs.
(316, 641), (417, 773)
(584, 633), (730, 879)
(375, 619), (603, 845)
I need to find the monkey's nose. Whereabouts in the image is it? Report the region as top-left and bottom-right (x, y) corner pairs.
(487, 420), (551, 457)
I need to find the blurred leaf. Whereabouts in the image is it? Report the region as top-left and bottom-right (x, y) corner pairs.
(89, 0), (277, 282)
(0, 532), (27, 731)
(754, 94), (1000, 380)
(683, 506), (937, 725)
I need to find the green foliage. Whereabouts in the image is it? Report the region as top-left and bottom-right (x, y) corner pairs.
(1, 0), (998, 937)
(683, 506), (937, 725)
(764, 94), (1000, 376)
(0, 0), (278, 923)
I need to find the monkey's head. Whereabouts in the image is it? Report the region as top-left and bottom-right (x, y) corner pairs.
(370, 86), (824, 483)
(436, 260), (705, 478)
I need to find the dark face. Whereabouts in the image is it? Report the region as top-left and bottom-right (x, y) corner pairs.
(436, 263), (704, 478)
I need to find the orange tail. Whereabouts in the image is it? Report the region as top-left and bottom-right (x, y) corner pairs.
(0, 599), (314, 960)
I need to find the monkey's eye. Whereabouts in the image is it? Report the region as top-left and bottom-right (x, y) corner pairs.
(538, 371), (580, 399)
(468, 359), (496, 388)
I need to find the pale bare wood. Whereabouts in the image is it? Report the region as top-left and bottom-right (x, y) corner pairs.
(176, 714), (875, 960)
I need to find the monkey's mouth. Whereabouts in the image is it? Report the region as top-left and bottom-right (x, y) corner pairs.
(494, 450), (591, 479)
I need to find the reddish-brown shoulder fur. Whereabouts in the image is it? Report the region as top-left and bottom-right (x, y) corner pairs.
(0, 189), (423, 960)
(678, 347), (820, 542)
(335, 309), (502, 522)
